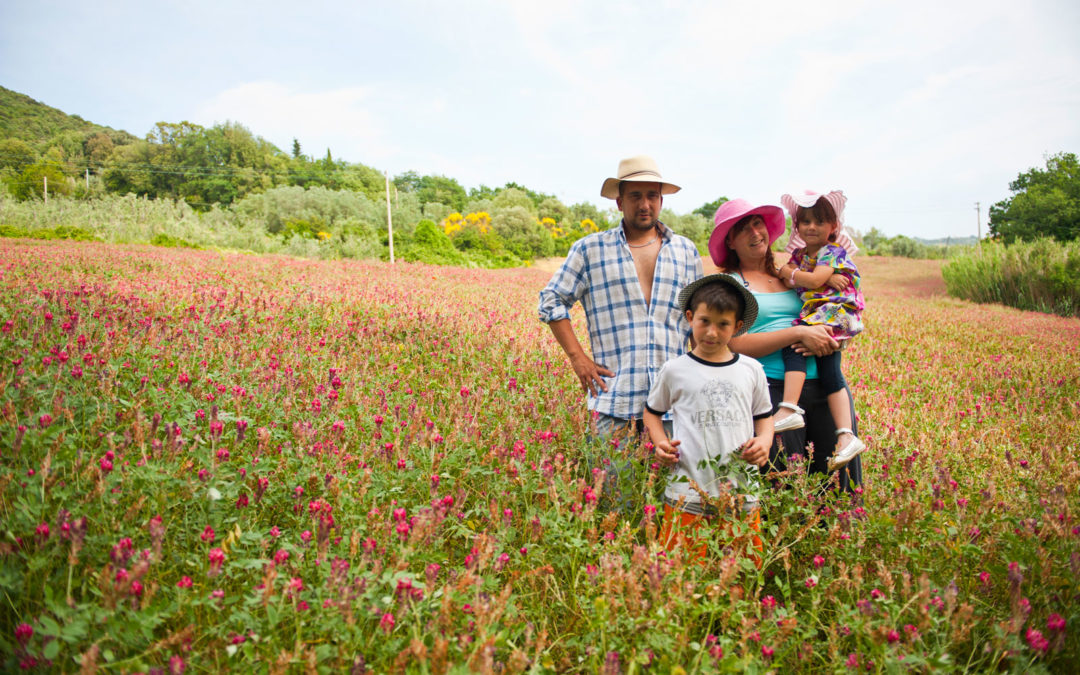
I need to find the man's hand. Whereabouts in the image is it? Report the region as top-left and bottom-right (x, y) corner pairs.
(654, 438), (682, 465)
(570, 354), (614, 397)
(738, 436), (770, 467)
(824, 273), (850, 291)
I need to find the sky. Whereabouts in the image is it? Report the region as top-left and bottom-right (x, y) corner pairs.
(2, 0), (1078, 239)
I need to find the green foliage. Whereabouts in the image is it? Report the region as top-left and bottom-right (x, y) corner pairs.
(493, 206), (554, 260)
(693, 196), (728, 220)
(0, 138), (35, 172)
(942, 237), (1080, 316)
(280, 217), (328, 241)
(5, 161), (72, 201)
(0, 85), (137, 153)
(398, 219), (466, 265)
(989, 152), (1080, 243)
(661, 209), (712, 252)
(492, 188), (536, 214)
(0, 223), (98, 241)
(394, 173), (468, 212)
(149, 233), (200, 249)
(859, 229), (968, 260)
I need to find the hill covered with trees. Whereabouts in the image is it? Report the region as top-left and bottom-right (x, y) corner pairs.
(0, 86), (719, 265)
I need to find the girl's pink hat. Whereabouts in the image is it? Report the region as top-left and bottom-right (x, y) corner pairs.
(708, 198), (786, 268)
(780, 189), (859, 256)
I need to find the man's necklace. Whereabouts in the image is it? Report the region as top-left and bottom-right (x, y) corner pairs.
(628, 235), (660, 248)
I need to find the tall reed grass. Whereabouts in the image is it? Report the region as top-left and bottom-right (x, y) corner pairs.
(942, 238), (1080, 317)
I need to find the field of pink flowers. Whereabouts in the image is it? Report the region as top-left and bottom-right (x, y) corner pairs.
(1, 241), (1077, 673)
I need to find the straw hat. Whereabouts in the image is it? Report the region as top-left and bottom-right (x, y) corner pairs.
(677, 273), (759, 336)
(707, 199), (786, 268)
(600, 155), (681, 200)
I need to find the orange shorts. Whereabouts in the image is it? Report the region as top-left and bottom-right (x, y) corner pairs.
(658, 503), (763, 566)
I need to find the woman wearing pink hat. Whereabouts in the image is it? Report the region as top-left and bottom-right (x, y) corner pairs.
(707, 197), (862, 490)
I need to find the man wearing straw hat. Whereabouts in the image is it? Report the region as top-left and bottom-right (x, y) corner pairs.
(538, 156), (703, 504)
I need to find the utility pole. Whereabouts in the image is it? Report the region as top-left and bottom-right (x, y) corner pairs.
(44, 176), (48, 205)
(974, 202), (981, 240)
(86, 168), (90, 191)
(385, 171), (395, 264)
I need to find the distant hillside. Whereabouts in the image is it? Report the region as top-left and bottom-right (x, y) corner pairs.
(915, 235), (978, 247)
(0, 85), (137, 150)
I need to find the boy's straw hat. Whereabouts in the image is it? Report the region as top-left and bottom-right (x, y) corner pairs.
(600, 155), (681, 200)
(677, 273), (759, 336)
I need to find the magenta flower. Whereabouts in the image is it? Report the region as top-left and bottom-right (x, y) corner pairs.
(15, 622), (33, 646)
(379, 611), (395, 634)
(1047, 613), (1066, 633)
(177, 576), (193, 588)
(201, 525), (215, 543)
(208, 548), (225, 576)
(1025, 628), (1049, 653)
(813, 554), (825, 568)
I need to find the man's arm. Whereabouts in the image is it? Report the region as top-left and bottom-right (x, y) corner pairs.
(548, 319), (614, 397)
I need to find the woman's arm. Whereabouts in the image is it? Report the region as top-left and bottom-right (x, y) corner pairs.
(730, 324), (839, 358)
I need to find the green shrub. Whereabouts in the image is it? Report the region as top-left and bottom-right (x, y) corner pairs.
(942, 237), (1080, 316)
(150, 233), (200, 249)
(0, 223), (98, 241)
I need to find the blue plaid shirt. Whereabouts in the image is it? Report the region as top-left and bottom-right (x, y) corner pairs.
(538, 222), (703, 419)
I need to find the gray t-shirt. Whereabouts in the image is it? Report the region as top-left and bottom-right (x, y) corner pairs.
(646, 353), (772, 513)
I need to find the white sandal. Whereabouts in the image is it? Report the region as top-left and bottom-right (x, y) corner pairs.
(773, 402), (805, 432)
(829, 427), (865, 472)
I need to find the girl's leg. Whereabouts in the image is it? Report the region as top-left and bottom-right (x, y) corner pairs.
(776, 346), (807, 430)
(817, 351), (865, 470)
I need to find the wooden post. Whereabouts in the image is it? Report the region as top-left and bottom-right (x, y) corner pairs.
(43, 176), (48, 205)
(385, 171), (395, 264)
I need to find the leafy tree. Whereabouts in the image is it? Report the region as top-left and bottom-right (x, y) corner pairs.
(493, 206), (554, 259)
(292, 138), (303, 160)
(693, 196), (728, 219)
(6, 160), (71, 200)
(0, 139), (35, 172)
(84, 133), (114, 165)
(492, 188), (536, 214)
(989, 152), (1080, 243)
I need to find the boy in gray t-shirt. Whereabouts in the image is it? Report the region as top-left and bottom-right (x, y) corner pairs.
(643, 273), (774, 558)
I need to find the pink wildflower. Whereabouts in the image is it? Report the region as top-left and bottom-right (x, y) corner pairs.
(380, 612), (395, 634)
(15, 623), (33, 645)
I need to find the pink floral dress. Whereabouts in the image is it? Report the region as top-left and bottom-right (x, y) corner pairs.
(789, 243), (865, 341)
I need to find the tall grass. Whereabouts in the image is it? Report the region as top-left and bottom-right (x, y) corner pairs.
(942, 238), (1080, 317)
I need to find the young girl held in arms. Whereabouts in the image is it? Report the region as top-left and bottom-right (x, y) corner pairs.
(775, 190), (865, 471)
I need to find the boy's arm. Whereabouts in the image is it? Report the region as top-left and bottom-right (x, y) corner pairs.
(643, 406), (680, 465)
(739, 416), (774, 467)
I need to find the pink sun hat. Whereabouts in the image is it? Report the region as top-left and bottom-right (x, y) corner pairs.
(780, 189), (859, 256)
(708, 198), (786, 268)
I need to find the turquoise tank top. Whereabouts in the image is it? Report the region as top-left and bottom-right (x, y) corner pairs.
(749, 289), (819, 381)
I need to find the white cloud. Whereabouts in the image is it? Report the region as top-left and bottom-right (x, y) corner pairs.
(195, 82), (394, 161)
